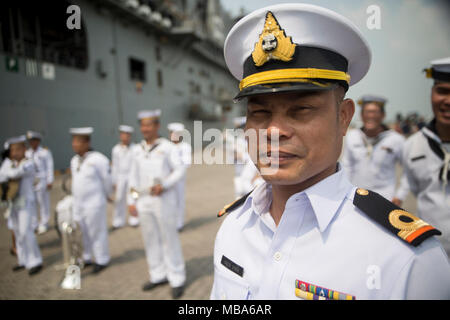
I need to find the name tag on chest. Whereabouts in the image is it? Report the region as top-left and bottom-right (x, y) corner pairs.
(221, 255), (244, 277)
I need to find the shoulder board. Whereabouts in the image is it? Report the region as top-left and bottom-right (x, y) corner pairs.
(42, 146), (48, 150)
(218, 191), (252, 218)
(353, 188), (441, 247)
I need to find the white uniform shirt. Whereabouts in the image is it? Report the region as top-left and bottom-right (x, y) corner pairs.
(127, 138), (185, 206)
(0, 158), (36, 207)
(111, 143), (135, 184)
(173, 141), (192, 169)
(211, 167), (450, 300)
(403, 122), (450, 255)
(70, 151), (112, 212)
(25, 146), (54, 188)
(342, 128), (409, 200)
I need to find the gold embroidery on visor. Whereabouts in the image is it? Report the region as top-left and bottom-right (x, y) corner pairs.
(239, 68), (351, 90)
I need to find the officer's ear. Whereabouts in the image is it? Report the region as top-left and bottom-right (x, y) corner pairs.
(338, 98), (355, 136)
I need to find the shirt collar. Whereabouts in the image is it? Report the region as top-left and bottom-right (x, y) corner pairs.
(302, 166), (353, 232)
(246, 164), (353, 233)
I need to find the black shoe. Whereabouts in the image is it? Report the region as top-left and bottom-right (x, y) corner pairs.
(109, 225), (123, 232)
(12, 265), (25, 272)
(177, 227), (184, 233)
(83, 261), (93, 268)
(28, 265), (42, 276)
(92, 263), (108, 274)
(142, 279), (168, 291)
(171, 285), (185, 299)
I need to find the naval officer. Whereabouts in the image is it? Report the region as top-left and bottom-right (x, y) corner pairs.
(25, 130), (54, 234)
(0, 135), (43, 275)
(111, 125), (138, 229)
(342, 96), (409, 206)
(128, 110), (186, 299)
(167, 122), (192, 231)
(402, 57), (450, 257)
(211, 3), (450, 300)
(70, 127), (112, 273)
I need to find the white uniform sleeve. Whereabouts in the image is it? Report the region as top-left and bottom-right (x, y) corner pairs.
(402, 140), (420, 196)
(341, 135), (355, 180)
(45, 149), (54, 185)
(389, 239), (450, 299)
(181, 143), (192, 168)
(394, 137), (410, 201)
(96, 156), (112, 199)
(6, 160), (35, 179)
(111, 146), (119, 185)
(161, 145), (186, 190)
(127, 152), (138, 206)
(0, 160), (9, 183)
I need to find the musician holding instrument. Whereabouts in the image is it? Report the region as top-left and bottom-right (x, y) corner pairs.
(0, 135), (43, 275)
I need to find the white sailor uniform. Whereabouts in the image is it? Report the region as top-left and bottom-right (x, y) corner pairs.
(0, 158), (43, 269)
(25, 146), (54, 230)
(128, 138), (186, 287)
(342, 128), (409, 201)
(173, 141), (192, 230)
(211, 167), (450, 300)
(403, 121), (450, 256)
(70, 151), (112, 265)
(111, 142), (136, 228)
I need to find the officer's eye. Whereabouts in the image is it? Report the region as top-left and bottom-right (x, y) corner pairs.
(250, 109), (271, 116)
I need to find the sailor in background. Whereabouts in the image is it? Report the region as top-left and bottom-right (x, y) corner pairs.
(111, 125), (137, 229)
(128, 110), (186, 299)
(25, 130), (54, 234)
(403, 57), (450, 257)
(224, 116), (250, 199)
(342, 96), (409, 206)
(1, 139), (17, 256)
(211, 4), (450, 300)
(0, 135), (43, 275)
(70, 127), (112, 273)
(167, 122), (192, 232)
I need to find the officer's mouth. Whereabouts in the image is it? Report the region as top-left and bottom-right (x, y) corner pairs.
(438, 105), (450, 119)
(261, 151), (299, 164)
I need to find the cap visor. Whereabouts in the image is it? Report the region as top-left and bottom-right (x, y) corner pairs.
(234, 82), (338, 101)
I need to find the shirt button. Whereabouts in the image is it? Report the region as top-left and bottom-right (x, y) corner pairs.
(274, 251), (282, 261)
(221, 292), (227, 300)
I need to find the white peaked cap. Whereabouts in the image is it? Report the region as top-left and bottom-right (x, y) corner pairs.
(167, 122), (185, 132)
(119, 125), (134, 133)
(430, 57), (450, 73)
(69, 127), (94, 135)
(224, 3), (371, 99)
(6, 135), (27, 145)
(138, 109), (161, 120)
(26, 130), (42, 140)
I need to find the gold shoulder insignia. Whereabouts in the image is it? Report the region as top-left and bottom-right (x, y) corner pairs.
(218, 191), (252, 218)
(353, 188), (441, 247)
(252, 11), (296, 67)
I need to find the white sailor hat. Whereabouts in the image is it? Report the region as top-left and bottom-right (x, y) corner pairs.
(69, 127), (94, 135)
(167, 122), (185, 132)
(357, 95), (387, 107)
(7, 135), (27, 145)
(138, 109), (161, 120)
(233, 116), (247, 127)
(224, 3), (371, 100)
(26, 130), (42, 140)
(424, 57), (450, 82)
(119, 125), (134, 133)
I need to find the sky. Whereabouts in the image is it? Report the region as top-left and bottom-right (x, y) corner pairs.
(220, 0), (450, 124)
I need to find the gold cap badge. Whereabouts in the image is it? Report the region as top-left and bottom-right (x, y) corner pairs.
(252, 11), (296, 67)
